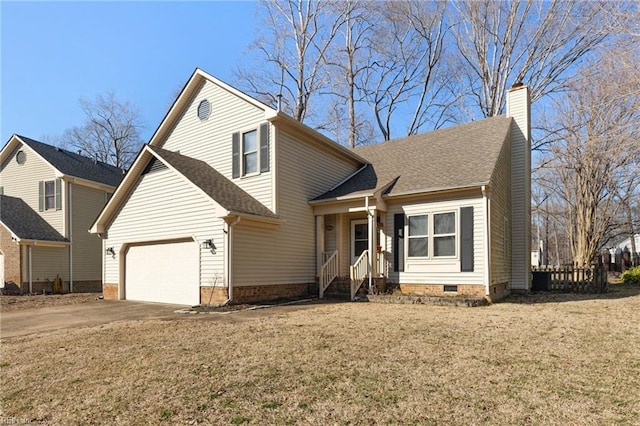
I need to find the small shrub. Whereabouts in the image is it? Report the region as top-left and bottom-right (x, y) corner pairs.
(621, 266), (640, 285)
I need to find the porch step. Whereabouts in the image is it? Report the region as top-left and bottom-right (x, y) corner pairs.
(322, 291), (351, 301)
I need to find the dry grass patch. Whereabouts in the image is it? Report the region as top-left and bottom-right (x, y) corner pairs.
(1, 287), (639, 425)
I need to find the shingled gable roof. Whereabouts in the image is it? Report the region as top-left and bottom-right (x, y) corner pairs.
(0, 195), (68, 243)
(148, 146), (279, 220)
(312, 116), (512, 202)
(15, 135), (125, 187)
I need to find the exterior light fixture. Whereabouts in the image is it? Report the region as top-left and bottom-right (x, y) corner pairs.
(201, 239), (216, 254)
(106, 247), (116, 258)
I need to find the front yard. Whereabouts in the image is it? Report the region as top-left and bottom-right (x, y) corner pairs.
(1, 285), (639, 425)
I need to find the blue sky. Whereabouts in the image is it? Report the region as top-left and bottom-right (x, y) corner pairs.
(1, 1), (260, 144)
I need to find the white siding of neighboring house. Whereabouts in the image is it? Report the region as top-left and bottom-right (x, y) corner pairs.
(30, 246), (69, 282)
(71, 183), (108, 281)
(0, 143), (65, 235)
(232, 128), (362, 286)
(160, 80), (274, 211)
(103, 167), (225, 288)
(385, 195), (486, 286)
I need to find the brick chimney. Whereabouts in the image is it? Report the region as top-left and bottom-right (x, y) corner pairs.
(507, 83), (531, 292)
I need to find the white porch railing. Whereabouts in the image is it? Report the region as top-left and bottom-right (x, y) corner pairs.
(319, 250), (339, 299)
(350, 250), (369, 300)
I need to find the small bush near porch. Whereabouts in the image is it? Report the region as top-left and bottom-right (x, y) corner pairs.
(1, 283), (639, 425)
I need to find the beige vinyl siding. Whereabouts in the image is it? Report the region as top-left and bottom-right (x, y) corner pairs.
(232, 128), (361, 286)
(71, 183), (107, 281)
(508, 88), (531, 290)
(0, 143), (65, 235)
(30, 246), (69, 281)
(103, 167), (225, 287)
(489, 137), (512, 286)
(161, 80), (273, 210)
(385, 195), (485, 285)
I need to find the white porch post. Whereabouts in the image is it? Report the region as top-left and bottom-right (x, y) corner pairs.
(366, 198), (375, 291)
(316, 215), (325, 278)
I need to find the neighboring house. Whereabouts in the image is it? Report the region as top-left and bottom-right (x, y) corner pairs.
(90, 68), (531, 306)
(612, 234), (640, 254)
(0, 136), (124, 293)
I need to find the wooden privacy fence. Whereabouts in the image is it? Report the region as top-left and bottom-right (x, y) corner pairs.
(531, 264), (608, 293)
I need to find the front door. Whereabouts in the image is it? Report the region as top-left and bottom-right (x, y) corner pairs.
(351, 219), (368, 263)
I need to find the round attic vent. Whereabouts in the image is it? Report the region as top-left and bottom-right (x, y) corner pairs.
(197, 99), (210, 121)
(16, 150), (26, 165)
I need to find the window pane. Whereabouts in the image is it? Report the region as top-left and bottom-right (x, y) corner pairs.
(408, 237), (428, 257)
(354, 240), (368, 257)
(244, 152), (258, 174)
(243, 130), (257, 153)
(434, 212), (455, 234)
(408, 215), (428, 236)
(45, 181), (55, 210)
(434, 236), (455, 257)
(354, 223), (367, 240)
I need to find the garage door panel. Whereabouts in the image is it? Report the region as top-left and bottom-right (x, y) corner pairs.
(125, 240), (199, 305)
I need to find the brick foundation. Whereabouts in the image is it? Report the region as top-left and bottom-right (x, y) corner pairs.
(399, 283), (486, 298)
(487, 282), (510, 302)
(20, 280), (101, 294)
(102, 284), (118, 300)
(232, 283), (312, 304)
(200, 286), (229, 305)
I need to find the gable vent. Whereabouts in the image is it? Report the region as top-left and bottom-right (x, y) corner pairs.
(197, 99), (210, 121)
(142, 158), (168, 175)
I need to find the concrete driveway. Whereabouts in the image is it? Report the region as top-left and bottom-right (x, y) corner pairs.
(0, 300), (191, 339)
(0, 299), (328, 339)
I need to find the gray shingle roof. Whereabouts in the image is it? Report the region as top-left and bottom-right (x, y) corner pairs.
(0, 195), (68, 242)
(18, 135), (125, 187)
(148, 146), (278, 219)
(313, 116), (512, 201)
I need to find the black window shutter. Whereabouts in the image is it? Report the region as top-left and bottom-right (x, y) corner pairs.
(55, 178), (62, 210)
(38, 181), (44, 212)
(232, 132), (240, 178)
(260, 123), (269, 173)
(460, 206), (474, 272)
(393, 213), (405, 272)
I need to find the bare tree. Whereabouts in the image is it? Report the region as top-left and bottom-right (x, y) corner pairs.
(236, 0), (346, 123)
(322, 0), (375, 148)
(61, 92), (144, 169)
(540, 50), (640, 266)
(452, 0), (612, 119)
(360, 0), (454, 141)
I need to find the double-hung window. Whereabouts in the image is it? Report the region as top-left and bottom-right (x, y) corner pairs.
(242, 130), (258, 175)
(232, 123), (270, 179)
(408, 215), (429, 257)
(433, 212), (456, 257)
(44, 181), (56, 210)
(407, 211), (457, 258)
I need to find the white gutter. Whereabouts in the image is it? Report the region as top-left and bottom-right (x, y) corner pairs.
(28, 245), (33, 294)
(482, 185), (491, 296)
(69, 183), (73, 293)
(222, 216), (242, 306)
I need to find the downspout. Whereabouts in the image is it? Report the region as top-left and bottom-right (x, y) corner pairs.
(482, 185), (491, 297)
(69, 183), (73, 293)
(222, 216), (242, 306)
(28, 245), (33, 294)
(366, 196), (373, 292)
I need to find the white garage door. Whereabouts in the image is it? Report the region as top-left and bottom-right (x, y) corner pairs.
(125, 240), (199, 306)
